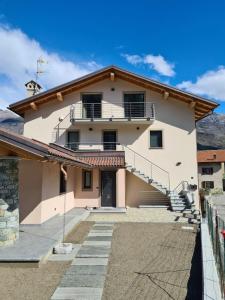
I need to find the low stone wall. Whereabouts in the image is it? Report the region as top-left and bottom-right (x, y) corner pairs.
(0, 199), (19, 246)
(0, 158), (19, 246)
(0, 159), (18, 209)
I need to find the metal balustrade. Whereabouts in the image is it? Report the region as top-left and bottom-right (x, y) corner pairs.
(69, 101), (155, 121)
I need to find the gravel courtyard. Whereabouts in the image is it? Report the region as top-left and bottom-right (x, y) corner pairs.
(87, 208), (189, 223)
(102, 222), (202, 300)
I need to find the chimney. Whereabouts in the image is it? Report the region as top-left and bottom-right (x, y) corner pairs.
(25, 80), (42, 97)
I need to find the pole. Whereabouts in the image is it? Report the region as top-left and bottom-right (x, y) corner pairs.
(60, 164), (67, 243)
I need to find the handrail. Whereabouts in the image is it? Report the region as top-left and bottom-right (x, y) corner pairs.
(122, 144), (170, 191)
(122, 145), (170, 175)
(173, 180), (189, 193)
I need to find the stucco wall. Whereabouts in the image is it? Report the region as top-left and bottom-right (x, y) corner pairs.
(126, 171), (169, 207)
(23, 77), (199, 203)
(198, 162), (223, 190)
(19, 160), (42, 224)
(74, 168), (100, 207)
(41, 164), (76, 223)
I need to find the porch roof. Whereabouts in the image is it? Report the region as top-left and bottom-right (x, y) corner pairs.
(50, 144), (125, 167)
(0, 128), (92, 168)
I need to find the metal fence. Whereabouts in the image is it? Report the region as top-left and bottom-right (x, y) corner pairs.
(205, 199), (225, 296)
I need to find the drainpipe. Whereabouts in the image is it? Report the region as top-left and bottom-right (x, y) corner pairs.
(61, 164), (67, 242)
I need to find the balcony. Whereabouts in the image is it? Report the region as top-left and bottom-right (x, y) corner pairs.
(65, 142), (122, 152)
(69, 101), (155, 124)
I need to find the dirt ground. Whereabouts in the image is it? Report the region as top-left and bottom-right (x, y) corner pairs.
(0, 221), (94, 300)
(102, 223), (202, 300)
(65, 221), (94, 244)
(0, 261), (70, 300)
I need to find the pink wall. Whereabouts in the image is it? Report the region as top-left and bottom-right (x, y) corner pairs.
(74, 168), (100, 207)
(19, 160), (42, 224)
(116, 168), (126, 207)
(40, 164), (76, 223)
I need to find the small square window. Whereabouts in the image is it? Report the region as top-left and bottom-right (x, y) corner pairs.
(150, 131), (163, 148)
(202, 167), (213, 175)
(82, 170), (92, 190)
(60, 167), (67, 194)
(202, 181), (214, 189)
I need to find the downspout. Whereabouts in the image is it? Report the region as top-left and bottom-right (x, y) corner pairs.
(61, 164), (67, 243)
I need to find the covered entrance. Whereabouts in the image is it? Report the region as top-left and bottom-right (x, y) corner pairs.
(101, 170), (116, 207)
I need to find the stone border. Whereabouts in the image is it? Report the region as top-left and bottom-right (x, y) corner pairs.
(201, 220), (222, 300)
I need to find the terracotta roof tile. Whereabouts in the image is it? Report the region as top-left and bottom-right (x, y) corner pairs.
(198, 150), (225, 163)
(0, 128), (91, 168)
(76, 154), (125, 167)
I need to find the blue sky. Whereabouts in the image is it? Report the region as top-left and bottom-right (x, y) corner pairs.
(0, 0), (225, 113)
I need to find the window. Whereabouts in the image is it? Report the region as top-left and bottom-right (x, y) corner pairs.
(202, 181), (214, 189)
(67, 131), (79, 151)
(150, 131), (163, 148)
(124, 93), (145, 118)
(60, 167), (67, 194)
(103, 131), (117, 150)
(82, 170), (92, 190)
(202, 167), (213, 175)
(82, 94), (102, 118)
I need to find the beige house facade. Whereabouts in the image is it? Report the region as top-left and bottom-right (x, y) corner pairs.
(198, 150), (225, 192)
(5, 66), (218, 224)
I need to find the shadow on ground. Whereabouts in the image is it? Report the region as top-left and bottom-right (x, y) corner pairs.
(185, 232), (202, 300)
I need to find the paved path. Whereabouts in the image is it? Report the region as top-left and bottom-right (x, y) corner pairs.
(0, 208), (89, 263)
(51, 222), (114, 300)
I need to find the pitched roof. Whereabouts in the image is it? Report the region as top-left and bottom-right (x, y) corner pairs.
(0, 128), (91, 168)
(50, 144), (125, 167)
(198, 150), (225, 163)
(8, 65), (218, 120)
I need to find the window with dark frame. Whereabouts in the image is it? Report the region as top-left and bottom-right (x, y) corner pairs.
(82, 94), (102, 118)
(202, 167), (213, 175)
(201, 181), (214, 189)
(60, 166), (67, 194)
(124, 93), (145, 118)
(67, 131), (79, 151)
(82, 170), (92, 190)
(150, 130), (163, 148)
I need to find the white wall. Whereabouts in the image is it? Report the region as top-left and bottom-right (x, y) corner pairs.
(23, 77), (198, 198)
(198, 162), (223, 190)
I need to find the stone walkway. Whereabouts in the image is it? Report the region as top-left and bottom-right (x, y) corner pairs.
(0, 208), (89, 263)
(51, 222), (114, 300)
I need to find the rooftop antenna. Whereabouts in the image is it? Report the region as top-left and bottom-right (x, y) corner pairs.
(35, 56), (47, 82)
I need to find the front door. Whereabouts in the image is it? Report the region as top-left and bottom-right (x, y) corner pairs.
(101, 171), (116, 207)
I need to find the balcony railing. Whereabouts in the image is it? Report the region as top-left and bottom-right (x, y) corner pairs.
(69, 101), (155, 122)
(65, 142), (121, 152)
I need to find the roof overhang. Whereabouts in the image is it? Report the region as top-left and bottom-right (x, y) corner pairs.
(8, 65), (219, 121)
(0, 128), (92, 168)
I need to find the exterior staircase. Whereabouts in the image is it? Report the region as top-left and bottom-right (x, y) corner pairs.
(123, 145), (195, 211)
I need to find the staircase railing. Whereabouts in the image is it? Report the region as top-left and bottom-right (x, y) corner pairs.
(172, 181), (189, 194)
(122, 145), (170, 191)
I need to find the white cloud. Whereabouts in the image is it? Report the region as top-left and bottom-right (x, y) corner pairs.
(0, 24), (101, 109)
(177, 66), (225, 101)
(122, 53), (175, 77)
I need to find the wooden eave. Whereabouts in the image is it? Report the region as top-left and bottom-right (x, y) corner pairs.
(9, 65), (218, 120)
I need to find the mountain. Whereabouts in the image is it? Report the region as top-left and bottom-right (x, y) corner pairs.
(197, 113), (225, 150)
(0, 110), (23, 134)
(0, 110), (224, 150)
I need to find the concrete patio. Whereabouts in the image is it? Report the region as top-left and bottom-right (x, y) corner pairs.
(0, 208), (89, 263)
